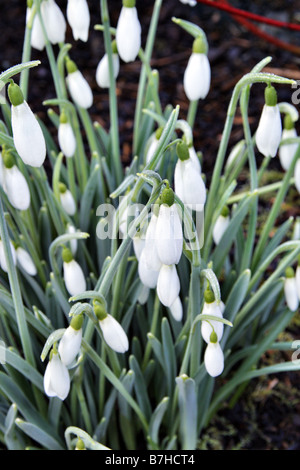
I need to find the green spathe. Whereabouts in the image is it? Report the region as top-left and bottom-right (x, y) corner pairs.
(160, 187), (175, 207)
(176, 140), (190, 161)
(62, 247), (73, 263)
(70, 313), (84, 331)
(123, 0), (136, 7)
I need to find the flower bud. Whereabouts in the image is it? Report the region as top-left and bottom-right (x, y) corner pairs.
(59, 183), (76, 216)
(204, 341), (224, 377)
(66, 59), (93, 109)
(157, 264), (180, 307)
(43, 348), (70, 400)
(284, 267), (299, 311)
(0, 238), (17, 273)
(116, 1), (141, 63)
(279, 114), (298, 171)
(255, 85), (282, 158)
(16, 246), (37, 276)
(174, 156), (206, 211)
(2, 151), (31, 211)
(26, 5), (46, 51)
(67, 0), (90, 42)
(183, 36), (210, 101)
(212, 206), (230, 245)
(200, 289), (224, 344)
(8, 81), (46, 167)
(58, 314), (83, 366)
(96, 46), (120, 89)
(40, 0), (66, 44)
(58, 111), (76, 158)
(62, 248), (86, 297)
(169, 296), (183, 321)
(94, 303), (129, 353)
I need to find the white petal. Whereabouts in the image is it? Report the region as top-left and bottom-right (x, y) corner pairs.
(188, 146), (201, 173)
(279, 128), (298, 171)
(204, 342), (224, 377)
(295, 159), (300, 194)
(66, 70), (93, 109)
(63, 260), (86, 297)
(28, 8), (46, 51)
(183, 53), (211, 101)
(60, 189), (76, 216)
(43, 353), (70, 400)
(3, 166), (30, 211)
(58, 326), (82, 366)
(284, 277), (299, 311)
(138, 284), (150, 305)
(296, 266), (300, 300)
(96, 53), (120, 88)
(255, 104), (282, 158)
(169, 296), (183, 321)
(41, 0), (66, 44)
(99, 314), (129, 353)
(133, 233), (145, 261)
(116, 7), (141, 63)
(155, 204), (183, 265)
(143, 214), (162, 271)
(67, 0), (90, 42)
(138, 248), (161, 288)
(16, 247), (37, 276)
(212, 215), (230, 245)
(174, 158), (206, 211)
(0, 239), (17, 272)
(11, 101), (46, 167)
(157, 264), (180, 307)
(201, 301), (224, 343)
(58, 122), (77, 158)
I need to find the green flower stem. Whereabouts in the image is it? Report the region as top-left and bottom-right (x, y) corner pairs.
(133, 0), (163, 155)
(186, 99), (199, 130)
(142, 294), (161, 369)
(251, 143), (300, 271)
(100, 0), (122, 186)
(81, 338), (149, 434)
(19, 7), (34, 99)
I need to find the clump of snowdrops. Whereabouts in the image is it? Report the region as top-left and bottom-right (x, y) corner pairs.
(0, 0), (300, 451)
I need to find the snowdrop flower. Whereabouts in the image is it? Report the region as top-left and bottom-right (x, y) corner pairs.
(155, 188), (183, 266)
(58, 110), (76, 158)
(26, 2), (46, 51)
(43, 347), (70, 400)
(294, 159), (300, 194)
(116, 0), (142, 63)
(40, 0), (66, 45)
(169, 296), (183, 321)
(58, 314), (83, 366)
(59, 183), (76, 216)
(279, 114), (298, 171)
(67, 0), (90, 42)
(0, 238), (17, 273)
(96, 41), (120, 88)
(174, 140), (206, 211)
(66, 58), (93, 109)
(212, 206), (230, 245)
(183, 35), (210, 101)
(8, 81), (46, 167)
(187, 145), (201, 174)
(157, 264), (181, 308)
(2, 150), (30, 211)
(94, 302), (129, 353)
(201, 289), (224, 344)
(204, 331), (224, 378)
(143, 210), (162, 272)
(16, 246), (37, 276)
(133, 228), (146, 261)
(62, 248), (86, 297)
(284, 267), (299, 312)
(255, 84), (282, 158)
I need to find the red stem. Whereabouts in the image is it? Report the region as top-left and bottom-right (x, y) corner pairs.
(195, 0), (300, 31)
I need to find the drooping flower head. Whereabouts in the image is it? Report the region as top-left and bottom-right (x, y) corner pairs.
(200, 288), (224, 344)
(284, 266), (299, 312)
(58, 110), (77, 158)
(67, 0), (90, 42)
(94, 301), (129, 353)
(279, 114), (298, 171)
(116, 0), (142, 63)
(62, 247), (86, 297)
(1, 148), (31, 211)
(65, 58), (93, 109)
(59, 182), (76, 216)
(8, 80), (46, 167)
(183, 35), (210, 101)
(255, 84), (282, 158)
(204, 330), (224, 378)
(40, 0), (66, 45)
(43, 346), (70, 400)
(212, 205), (230, 245)
(58, 313), (84, 366)
(96, 40), (120, 89)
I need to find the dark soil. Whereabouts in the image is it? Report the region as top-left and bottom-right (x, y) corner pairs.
(1, 0), (300, 451)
